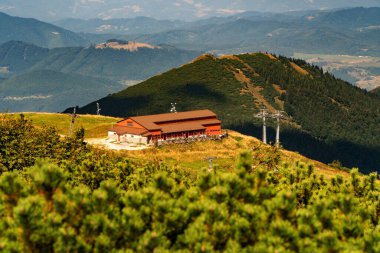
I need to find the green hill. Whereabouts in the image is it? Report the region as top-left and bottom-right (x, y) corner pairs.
(75, 53), (380, 172)
(0, 12), (88, 48)
(0, 69), (124, 112)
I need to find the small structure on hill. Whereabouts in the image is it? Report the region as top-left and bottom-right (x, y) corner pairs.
(108, 110), (222, 144)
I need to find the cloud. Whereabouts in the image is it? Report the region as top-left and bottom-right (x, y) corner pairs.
(182, 0), (211, 17)
(81, 0), (105, 3)
(98, 5), (142, 19)
(216, 8), (245, 15)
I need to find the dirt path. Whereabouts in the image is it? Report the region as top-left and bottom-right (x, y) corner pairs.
(86, 138), (150, 151)
(233, 68), (277, 113)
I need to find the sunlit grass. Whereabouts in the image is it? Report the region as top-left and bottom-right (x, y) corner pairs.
(5, 112), (122, 138)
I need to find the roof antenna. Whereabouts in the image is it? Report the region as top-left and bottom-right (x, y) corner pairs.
(170, 102), (177, 113)
(96, 102), (101, 116)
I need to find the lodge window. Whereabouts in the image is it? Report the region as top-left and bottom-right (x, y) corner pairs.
(127, 122), (133, 126)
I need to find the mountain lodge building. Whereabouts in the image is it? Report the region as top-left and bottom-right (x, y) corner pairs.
(108, 110), (222, 144)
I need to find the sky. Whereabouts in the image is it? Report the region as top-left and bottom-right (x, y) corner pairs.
(1, 0), (380, 21)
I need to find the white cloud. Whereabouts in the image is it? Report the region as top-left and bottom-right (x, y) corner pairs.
(81, 0), (105, 3)
(216, 8), (245, 15)
(182, 0), (211, 17)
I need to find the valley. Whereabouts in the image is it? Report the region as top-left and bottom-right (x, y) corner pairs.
(294, 52), (380, 90)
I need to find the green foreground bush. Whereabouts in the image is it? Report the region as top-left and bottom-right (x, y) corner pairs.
(0, 115), (379, 252)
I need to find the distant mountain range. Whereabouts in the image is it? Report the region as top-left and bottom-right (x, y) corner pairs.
(0, 69), (121, 112)
(0, 12), (88, 48)
(2, 7), (380, 57)
(74, 53), (380, 172)
(112, 7), (380, 57)
(53, 16), (187, 35)
(0, 40), (202, 112)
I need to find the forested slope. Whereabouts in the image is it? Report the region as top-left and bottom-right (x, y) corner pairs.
(77, 53), (380, 172)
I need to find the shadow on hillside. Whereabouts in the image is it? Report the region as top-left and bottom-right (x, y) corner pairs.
(230, 123), (380, 174)
(170, 83), (227, 101)
(68, 95), (153, 117)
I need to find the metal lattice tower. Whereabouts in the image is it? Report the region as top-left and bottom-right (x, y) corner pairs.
(255, 109), (269, 144)
(96, 102), (101, 116)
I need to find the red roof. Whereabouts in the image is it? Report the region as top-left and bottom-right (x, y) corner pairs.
(161, 122), (206, 134)
(112, 110), (221, 136)
(130, 109), (217, 130)
(109, 125), (149, 135)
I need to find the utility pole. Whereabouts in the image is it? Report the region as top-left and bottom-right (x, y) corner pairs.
(69, 107), (79, 137)
(255, 109), (269, 144)
(96, 102), (101, 116)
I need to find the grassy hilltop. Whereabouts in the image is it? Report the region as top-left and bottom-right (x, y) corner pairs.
(6, 113), (121, 138)
(4, 112), (345, 177)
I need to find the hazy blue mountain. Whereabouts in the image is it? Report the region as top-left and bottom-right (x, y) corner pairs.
(29, 41), (202, 82)
(53, 16), (187, 35)
(0, 12), (89, 48)
(115, 7), (380, 56)
(309, 7), (380, 28)
(0, 41), (49, 76)
(0, 69), (124, 112)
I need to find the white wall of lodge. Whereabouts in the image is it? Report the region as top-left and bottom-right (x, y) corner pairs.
(107, 131), (148, 144)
